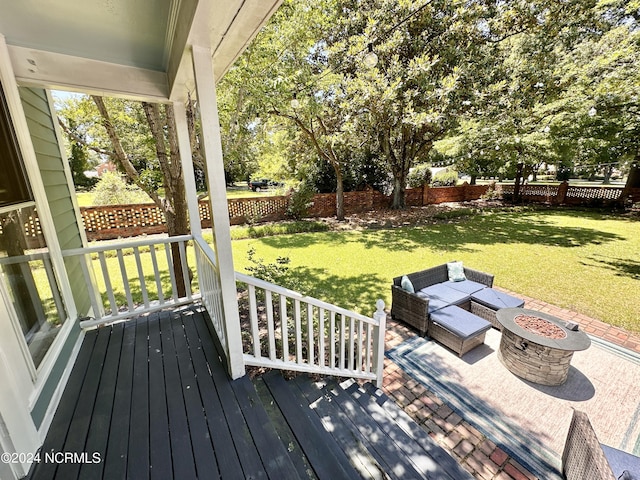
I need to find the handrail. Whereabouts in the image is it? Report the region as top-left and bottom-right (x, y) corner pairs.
(235, 272), (377, 325)
(236, 271), (386, 387)
(63, 235), (196, 329)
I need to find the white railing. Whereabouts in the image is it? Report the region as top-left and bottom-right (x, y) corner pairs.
(193, 236), (228, 358)
(236, 272), (386, 387)
(63, 235), (196, 329)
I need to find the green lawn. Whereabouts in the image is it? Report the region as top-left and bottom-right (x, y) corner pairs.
(231, 208), (640, 333)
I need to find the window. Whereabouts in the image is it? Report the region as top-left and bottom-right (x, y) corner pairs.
(0, 83), (66, 369)
(0, 83), (32, 208)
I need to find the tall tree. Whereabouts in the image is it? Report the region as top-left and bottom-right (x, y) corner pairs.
(58, 96), (195, 296)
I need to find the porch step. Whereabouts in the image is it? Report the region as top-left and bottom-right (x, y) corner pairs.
(254, 371), (473, 480)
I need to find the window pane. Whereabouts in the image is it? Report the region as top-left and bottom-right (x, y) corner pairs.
(0, 83), (32, 207)
(0, 206), (67, 368)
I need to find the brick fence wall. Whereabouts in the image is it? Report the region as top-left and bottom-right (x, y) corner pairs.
(496, 182), (640, 206)
(11, 184), (638, 244)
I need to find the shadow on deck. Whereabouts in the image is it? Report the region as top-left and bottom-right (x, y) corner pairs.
(29, 305), (470, 480)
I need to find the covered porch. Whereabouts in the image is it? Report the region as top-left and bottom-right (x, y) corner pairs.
(29, 304), (470, 480)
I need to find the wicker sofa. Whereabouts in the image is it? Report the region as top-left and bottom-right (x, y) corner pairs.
(391, 263), (524, 356)
(562, 409), (640, 480)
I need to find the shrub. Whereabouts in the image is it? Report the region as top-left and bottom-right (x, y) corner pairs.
(431, 169), (458, 187)
(286, 183), (315, 220)
(92, 171), (150, 206)
(243, 247), (303, 293)
(407, 164), (433, 188)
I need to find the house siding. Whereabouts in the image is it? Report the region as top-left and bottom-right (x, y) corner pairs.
(19, 87), (90, 315)
(19, 87), (88, 430)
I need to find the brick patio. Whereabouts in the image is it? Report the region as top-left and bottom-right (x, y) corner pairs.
(382, 292), (640, 480)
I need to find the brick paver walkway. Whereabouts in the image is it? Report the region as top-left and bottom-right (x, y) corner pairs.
(382, 294), (640, 480)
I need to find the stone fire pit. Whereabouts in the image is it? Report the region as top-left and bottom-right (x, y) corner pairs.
(496, 308), (591, 386)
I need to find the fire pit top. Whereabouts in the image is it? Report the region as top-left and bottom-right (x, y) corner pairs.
(496, 308), (591, 351)
(514, 314), (567, 340)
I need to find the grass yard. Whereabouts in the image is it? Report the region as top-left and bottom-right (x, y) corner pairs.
(231, 208), (640, 333)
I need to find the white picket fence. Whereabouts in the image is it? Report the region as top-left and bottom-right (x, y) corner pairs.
(236, 272), (386, 387)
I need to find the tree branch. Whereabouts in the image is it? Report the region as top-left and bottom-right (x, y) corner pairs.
(92, 96), (163, 208)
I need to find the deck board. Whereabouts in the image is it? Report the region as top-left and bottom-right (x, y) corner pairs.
(102, 322), (135, 480)
(29, 330), (98, 480)
(79, 323), (124, 480)
(29, 304), (468, 480)
(127, 318), (150, 480)
(263, 371), (362, 480)
(190, 309), (269, 479)
(171, 313), (219, 479)
(147, 313), (172, 480)
(181, 313), (245, 478)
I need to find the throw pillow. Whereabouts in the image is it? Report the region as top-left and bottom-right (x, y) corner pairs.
(447, 261), (466, 282)
(400, 275), (415, 293)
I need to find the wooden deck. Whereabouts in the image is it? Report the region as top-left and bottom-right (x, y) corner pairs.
(28, 305), (471, 480)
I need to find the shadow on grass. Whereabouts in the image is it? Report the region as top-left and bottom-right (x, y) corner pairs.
(584, 255), (640, 280)
(259, 210), (624, 254)
(292, 266), (386, 314)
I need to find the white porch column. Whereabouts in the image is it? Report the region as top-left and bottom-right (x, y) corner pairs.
(191, 45), (245, 379)
(173, 101), (202, 237)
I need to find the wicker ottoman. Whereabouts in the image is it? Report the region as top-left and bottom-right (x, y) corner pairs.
(470, 288), (525, 330)
(428, 306), (492, 356)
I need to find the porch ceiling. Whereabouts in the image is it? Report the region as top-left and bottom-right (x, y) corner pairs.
(0, 0), (282, 101)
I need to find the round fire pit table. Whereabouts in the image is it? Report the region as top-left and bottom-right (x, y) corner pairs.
(496, 308), (591, 386)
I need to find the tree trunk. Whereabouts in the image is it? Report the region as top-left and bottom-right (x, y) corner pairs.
(513, 161), (524, 202)
(335, 167), (345, 221)
(391, 174), (407, 209)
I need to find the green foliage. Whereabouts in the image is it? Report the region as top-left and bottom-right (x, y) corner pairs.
(244, 247), (303, 292)
(230, 221), (329, 240)
(407, 164), (433, 189)
(432, 170), (458, 187)
(91, 172), (150, 206)
(286, 183), (315, 220)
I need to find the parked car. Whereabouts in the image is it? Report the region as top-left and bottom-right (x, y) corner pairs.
(248, 179), (278, 191)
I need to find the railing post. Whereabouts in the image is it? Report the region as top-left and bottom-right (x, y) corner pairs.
(372, 299), (386, 388)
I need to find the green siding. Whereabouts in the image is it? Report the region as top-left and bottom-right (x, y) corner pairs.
(19, 87), (90, 315)
(19, 88), (88, 429)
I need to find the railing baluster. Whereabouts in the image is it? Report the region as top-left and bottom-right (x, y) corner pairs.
(365, 323), (372, 374)
(98, 251), (117, 315)
(117, 249), (134, 312)
(318, 308), (325, 368)
(339, 314), (346, 370)
(348, 317), (355, 371)
(149, 244), (164, 304)
(329, 311), (336, 368)
(294, 299), (302, 364)
(307, 303), (314, 366)
(178, 240), (191, 300)
(357, 319), (363, 373)
(280, 295), (289, 362)
(164, 243), (178, 302)
(248, 284), (260, 358)
(133, 246), (149, 309)
(266, 291), (276, 361)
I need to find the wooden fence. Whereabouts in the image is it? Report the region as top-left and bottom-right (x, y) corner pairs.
(10, 184), (640, 244)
